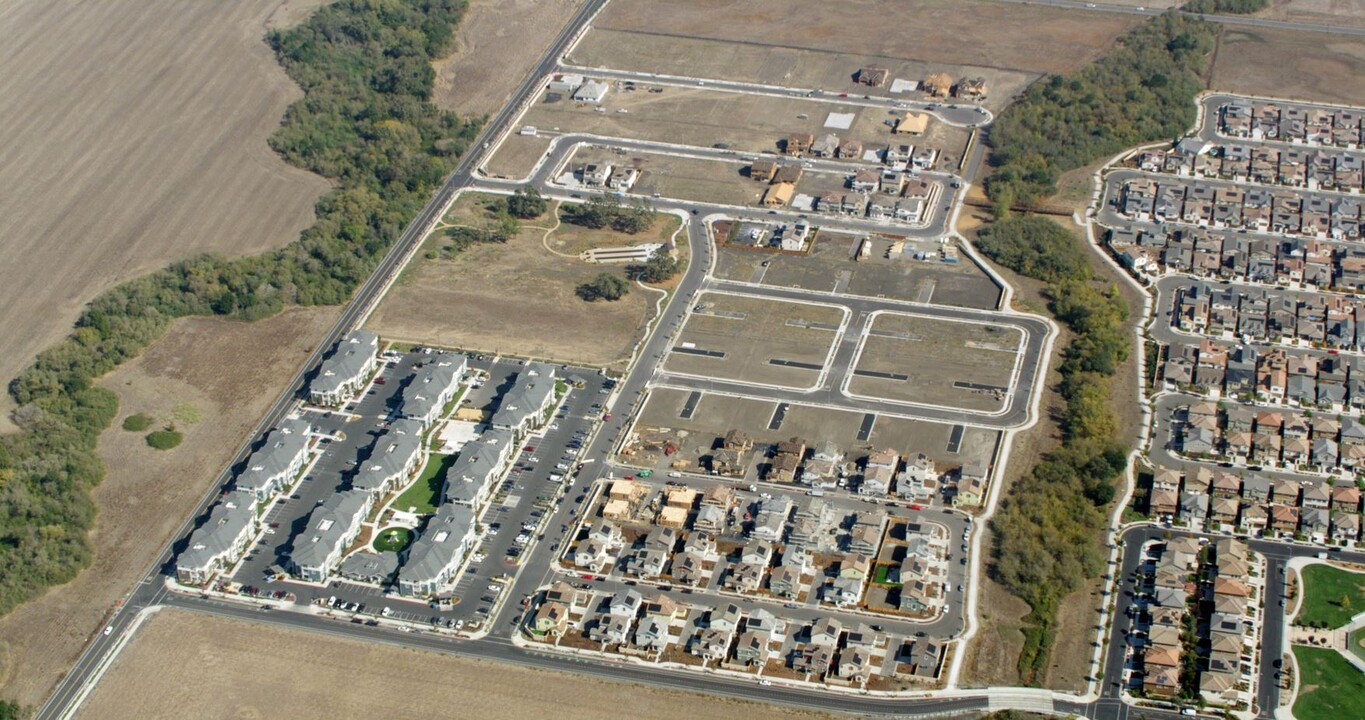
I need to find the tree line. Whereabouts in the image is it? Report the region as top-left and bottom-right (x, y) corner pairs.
(985, 12), (1219, 210)
(978, 11), (1219, 684)
(0, 0), (477, 617)
(1182, 0), (1268, 14)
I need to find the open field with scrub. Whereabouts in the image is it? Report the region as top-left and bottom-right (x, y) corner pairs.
(76, 609), (846, 720)
(0, 0), (332, 425)
(583, 0), (1139, 86)
(1211, 26), (1365, 105)
(1251, 0), (1365, 29)
(0, 306), (337, 708)
(367, 193), (667, 369)
(663, 292), (846, 389)
(848, 313), (1022, 412)
(431, 0), (584, 118)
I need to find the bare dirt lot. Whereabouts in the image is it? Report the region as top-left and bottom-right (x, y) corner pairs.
(848, 313), (1022, 413)
(581, 0), (1138, 90)
(663, 291), (846, 389)
(1211, 26), (1365, 105)
(0, 306), (337, 708)
(367, 193), (664, 370)
(431, 0), (584, 119)
(636, 387), (1000, 476)
(717, 230), (1002, 310)
(0, 0), (332, 420)
(79, 609), (845, 720)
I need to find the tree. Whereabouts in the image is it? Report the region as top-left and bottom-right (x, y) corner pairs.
(632, 253), (680, 283)
(577, 272), (630, 302)
(506, 186), (547, 219)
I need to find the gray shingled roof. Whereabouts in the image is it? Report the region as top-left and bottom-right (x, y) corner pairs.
(444, 428), (514, 505)
(290, 490), (371, 573)
(354, 418), (425, 494)
(236, 418), (312, 497)
(313, 331), (378, 397)
(402, 354), (466, 423)
(178, 493), (257, 573)
(398, 503), (476, 590)
(339, 551), (399, 582)
(491, 363), (557, 429)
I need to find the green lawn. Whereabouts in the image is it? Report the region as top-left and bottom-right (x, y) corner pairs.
(1297, 564), (1365, 628)
(1292, 646), (1365, 720)
(1350, 627), (1365, 663)
(373, 527), (414, 553)
(393, 454), (452, 515)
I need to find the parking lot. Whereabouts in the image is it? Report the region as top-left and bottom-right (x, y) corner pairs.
(663, 291), (847, 390)
(846, 312), (1021, 413)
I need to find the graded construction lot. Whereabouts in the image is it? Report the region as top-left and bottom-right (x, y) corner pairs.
(568, 147), (760, 207)
(77, 610), (844, 720)
(367, 193), (658, 370)
(637, 387), (999, 473)
(0, 0), (331, 417)
(1211, 27), (1365, 105)
(583, 0), (1138, 86)
(716, 231), (1002, 310)
(0, 306), (337, 708)
(517, 85), (946, 158)
(485, 132), (554, 179)
(431, 0), (585, 118)
(663, 291), (846, 389)
(848, 313), (1022, 413)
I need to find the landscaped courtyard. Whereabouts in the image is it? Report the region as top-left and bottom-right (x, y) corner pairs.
(393, 454), (453, 516)
(372, 527), (414, 554)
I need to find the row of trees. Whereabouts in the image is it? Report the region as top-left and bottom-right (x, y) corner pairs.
(1183, 0), (1268, 13)
(979, 11), (1221, 683)
(985, 13), (1219, 209)
(977, 217), (1133, 682)
(0, 0), (477, 616)
(562, 193), (655, 234)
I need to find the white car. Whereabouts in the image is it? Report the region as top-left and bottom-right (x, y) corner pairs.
(487, 583), (501, 592)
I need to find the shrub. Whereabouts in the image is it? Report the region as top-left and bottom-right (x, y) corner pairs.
(145, 428), (184, 451)
(121, 413), (154, 432)
(577, 273), (630, 302)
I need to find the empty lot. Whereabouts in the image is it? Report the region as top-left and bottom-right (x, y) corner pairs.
(583, 0), (1138, 82)
(1211, 27), (1365, 106)
(367, 193), (660, 370)
(716, 231), (1002, 310)
(0, 0), (331, 417)
(77, 609), (844, 720)
(0, 306), (336, 708)
(848, 313), (1022, 413)
(431, 0), (584, 118)
(663, 292), (846, 389)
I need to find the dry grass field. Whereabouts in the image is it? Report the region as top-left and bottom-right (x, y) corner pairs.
(1251, 0), (1365, 29)
(585, 0), (1138, 78)
(0, 0), (332, 421)
(485, 133), (554, 179)
(367, 193), (666, 369)
(431, 0), (584, 118)
(569, 148), (761, 207)
(79, 609), (845, 720)
(0, 306), (337, 708)
(1211, 27), (1365, 105)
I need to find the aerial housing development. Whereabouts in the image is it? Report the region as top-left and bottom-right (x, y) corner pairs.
(25, 2), (1365, 720)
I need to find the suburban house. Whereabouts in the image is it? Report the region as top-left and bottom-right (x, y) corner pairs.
(491, 363), (558, 435)
(353, 418), (426, 497)
(861, 448), (899, 496)
(289, 490), (374, 583)
(572, 79), (609, 104)
(397, 502), (477, 597)
(800, 440), (844, 487)
(401, 353), (466, 428)
(310, 331), (379, 406)
(857, 65), (890, 87)
(532, 601), (570, 639)
(234, 417), (313, 501)
(749, 158), (778, 182)
(176, 492), (259, 585)
(786, 132), (815, 156)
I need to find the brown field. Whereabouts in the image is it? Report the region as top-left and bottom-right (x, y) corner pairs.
(79, 609), (846, 720)
(0, 306), (337, 708)
(367, 193), (663, 369)
(960, 572), (1031, 688)
(568, 148), (761, 207)
(586, 0), (1138, 77)
(520, 86), (928, 157)
(1211, 26), (1365, 105)
(1251, 0), (1365, 29)
(431, 0), (585, 118)
(485, 133), (554, 179)
(1043, 575), (1106, 693)
(0, 0), (332, 421)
